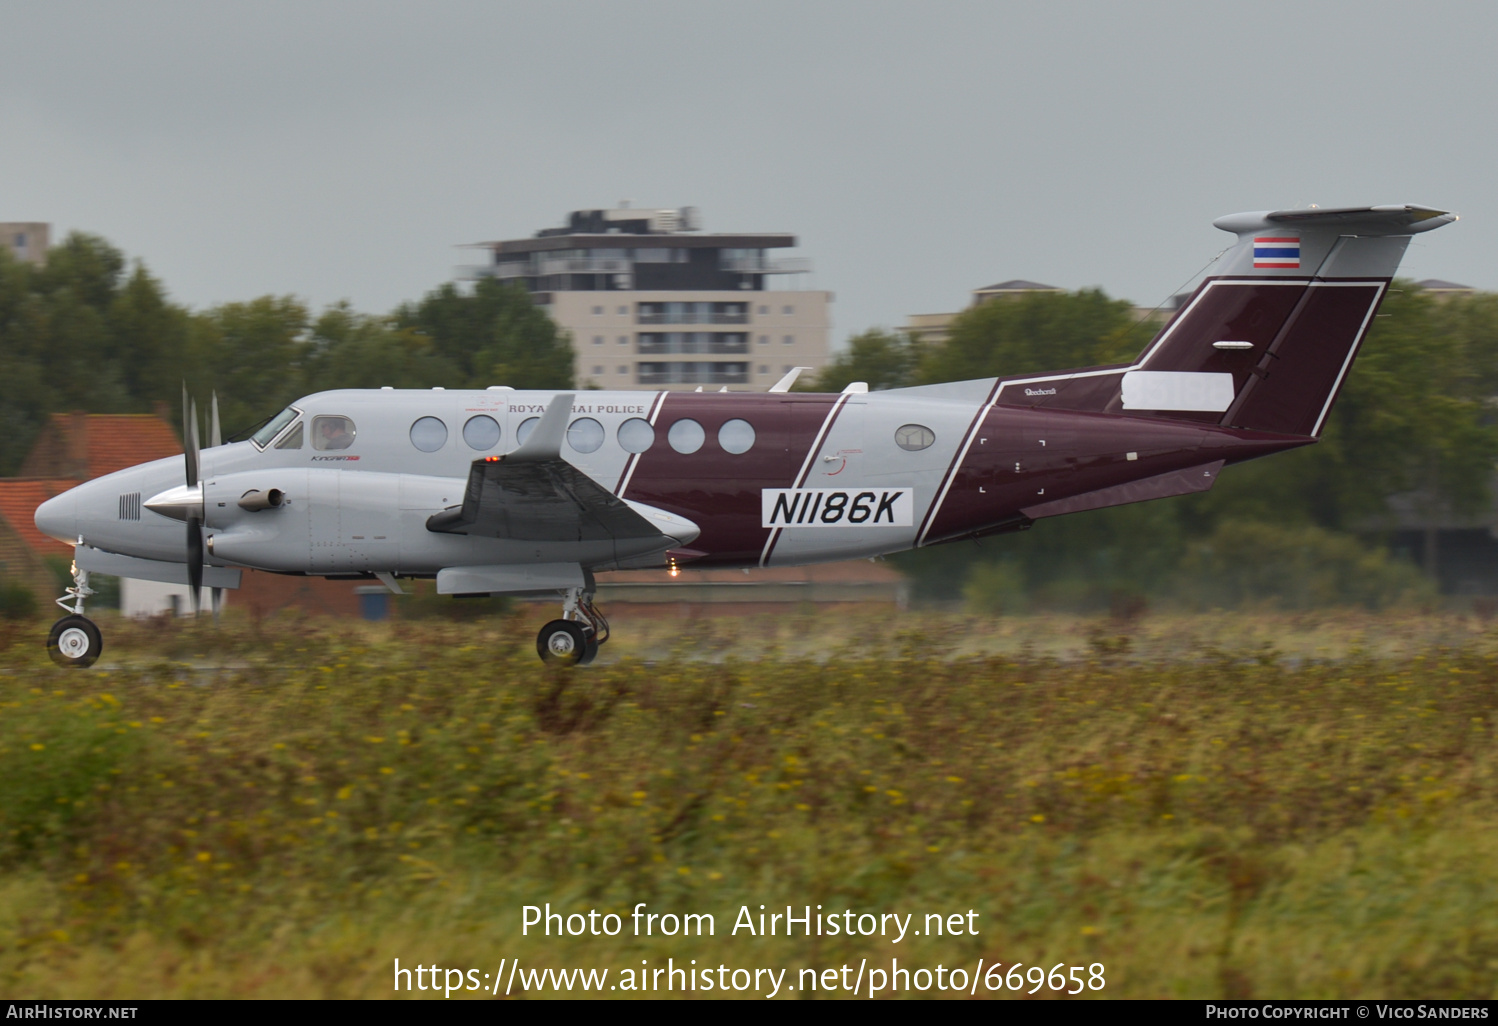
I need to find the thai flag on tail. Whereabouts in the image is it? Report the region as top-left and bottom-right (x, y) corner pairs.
(1254, 236), (1301, 268)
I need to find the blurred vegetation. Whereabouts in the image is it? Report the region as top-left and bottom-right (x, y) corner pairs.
(0, 576), (37, 620)
(1, 612), (1497, 997)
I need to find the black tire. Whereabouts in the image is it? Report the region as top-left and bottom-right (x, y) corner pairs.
(536, 619), (588, 666)
(47, 615), (102, 668)
(578, 632), (600, 666)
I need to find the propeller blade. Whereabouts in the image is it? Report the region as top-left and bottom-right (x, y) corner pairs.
(211, 586), (223, 623)
(186, 517), (203, 617)
(210, 392), (222, 448)
(185, 398), (200, 488)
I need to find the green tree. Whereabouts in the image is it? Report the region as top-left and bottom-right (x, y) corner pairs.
(394, 279), (573, 389)
(918, 288), (1141, 384)
(108, 263), (191, 409)
(190, 297), (311, 437)
(803, 329), (920, 392)
(304, 303), (461, 392)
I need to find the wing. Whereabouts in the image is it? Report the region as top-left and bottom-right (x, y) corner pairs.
(424, 393), (686, 547)
(426, 456), (671, 542)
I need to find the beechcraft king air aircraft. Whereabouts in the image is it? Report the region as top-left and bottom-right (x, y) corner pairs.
(34, 203), (1457, 665)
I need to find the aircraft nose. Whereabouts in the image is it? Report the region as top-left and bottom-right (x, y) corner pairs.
(35, 489), (79, 546)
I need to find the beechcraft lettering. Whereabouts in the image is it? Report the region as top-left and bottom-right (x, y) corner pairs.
(31, 203), (1457, 665)
(762, 489), (913, 528)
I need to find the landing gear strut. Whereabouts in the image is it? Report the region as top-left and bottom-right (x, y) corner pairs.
(47, 556), (102, 668)
(535, 573), (609, 666)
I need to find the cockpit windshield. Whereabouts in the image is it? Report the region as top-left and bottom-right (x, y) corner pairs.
(250, 406), (301, 449)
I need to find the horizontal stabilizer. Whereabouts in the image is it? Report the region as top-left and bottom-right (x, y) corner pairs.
(1213, 204), (1457, 236)
(1021, 460), (1223, 520)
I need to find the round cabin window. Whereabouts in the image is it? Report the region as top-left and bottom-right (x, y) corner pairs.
(409, 416), (448, 452)
(462, 415), (501, 450)
(718, 418), (756, 455)
(895, 424), (936, 451)
(618, 418), (655, 453)
(567, 417), (605, 454)
(516, 417), (540, 446)
(667, 419), (705, 454)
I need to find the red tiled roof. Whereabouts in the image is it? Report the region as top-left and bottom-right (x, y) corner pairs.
(0, 479), (78, 557)
(75, 415), (182, 478)
(18, 413), (182, 481)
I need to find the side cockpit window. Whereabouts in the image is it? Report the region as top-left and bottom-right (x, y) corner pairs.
(275, 423), (304, 449)
(250, 406), (301, 449)
(312, 415), (356, 451)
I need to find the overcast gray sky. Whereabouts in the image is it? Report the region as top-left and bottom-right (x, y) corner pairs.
(4, 0), (1493, 346)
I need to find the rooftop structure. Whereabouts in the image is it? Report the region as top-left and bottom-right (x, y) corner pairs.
(1414, 278), (1475, 297)
(461, 205), (831, 390)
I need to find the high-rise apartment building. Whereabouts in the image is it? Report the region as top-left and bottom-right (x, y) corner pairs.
(462, 206), (830, 390)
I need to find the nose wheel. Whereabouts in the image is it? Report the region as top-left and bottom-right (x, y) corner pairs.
(535, 575), (608, 666)
(47, 614), (102, 668)
(46, 555), (102, 668)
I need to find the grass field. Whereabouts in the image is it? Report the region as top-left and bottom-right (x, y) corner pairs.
(1, 608), (1496, 999)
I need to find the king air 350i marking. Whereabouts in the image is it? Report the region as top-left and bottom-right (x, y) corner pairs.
(33, 203), (1457, 665)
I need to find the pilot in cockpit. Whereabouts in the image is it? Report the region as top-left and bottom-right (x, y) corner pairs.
(316, 416), (354, 451)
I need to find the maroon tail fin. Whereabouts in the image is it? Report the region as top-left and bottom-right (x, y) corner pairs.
(998, 205), (1455, 437)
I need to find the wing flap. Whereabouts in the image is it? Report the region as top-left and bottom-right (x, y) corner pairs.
(427, 456), (683, 544)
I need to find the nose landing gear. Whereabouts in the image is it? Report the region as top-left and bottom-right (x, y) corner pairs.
(535, 574), (609, 666)
(47, 557), (102, 668)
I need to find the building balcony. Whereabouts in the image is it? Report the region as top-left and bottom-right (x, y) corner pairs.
(636, 310), (749, 325)
(462, 257), (634, 280)
(720, 256), (813, 274)
(637, 362), (750, 386)
(638, 333), (749, 355)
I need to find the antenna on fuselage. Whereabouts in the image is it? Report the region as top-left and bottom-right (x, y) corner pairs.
(769, 367), (812, 393)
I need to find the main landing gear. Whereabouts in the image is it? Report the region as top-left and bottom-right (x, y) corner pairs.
(536, 575), (610, 667)
(47, 558), (102, 668)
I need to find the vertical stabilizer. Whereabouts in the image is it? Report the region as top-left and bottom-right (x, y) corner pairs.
(994, 205), (1456, 438)
(1133, 205), (1456, 436)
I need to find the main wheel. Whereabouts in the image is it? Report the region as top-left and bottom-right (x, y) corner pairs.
(47, 615), (102, 668)
(577, 632), (600, 666)
(537, 619), (588, 666)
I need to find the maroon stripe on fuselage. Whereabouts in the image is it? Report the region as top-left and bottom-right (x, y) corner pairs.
(620, 392), (842, 566)
(758, 392), (852, 566)
(614, 390), (667, 493)
(919, 405), (1307, 545)
(914, 377), (1005, 545)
